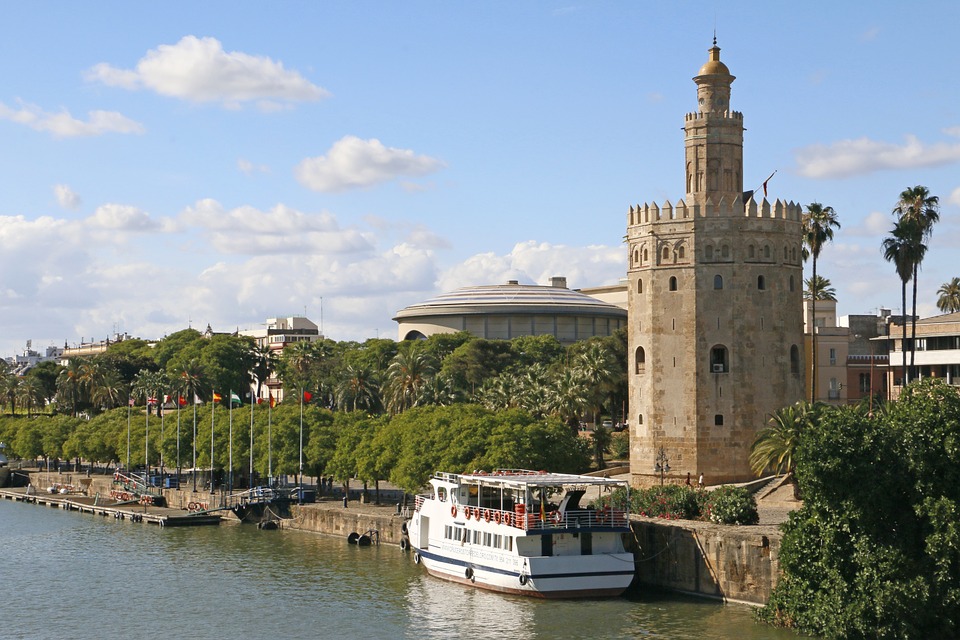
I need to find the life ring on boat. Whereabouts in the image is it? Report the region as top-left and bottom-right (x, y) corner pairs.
(503, 512), (512, 527)
(494, 511), (501, 524)
(413, 552), (421, 564)
(519, 574), (528, 586)
(484, 509), (491, 522)
(451, 505), (458, 518)
(465, 567), (475, 583)
(464, 506), (471, 520)
(550, 510), (561, 524)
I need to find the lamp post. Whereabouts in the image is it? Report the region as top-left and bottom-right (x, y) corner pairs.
(653, 447), (670, 486)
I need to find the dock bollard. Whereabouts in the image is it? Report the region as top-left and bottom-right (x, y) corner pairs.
(396, 502), (401, 515)
(342, 496), (348, 508)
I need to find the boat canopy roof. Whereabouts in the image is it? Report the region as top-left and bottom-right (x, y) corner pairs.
(431, 469), (627, 491)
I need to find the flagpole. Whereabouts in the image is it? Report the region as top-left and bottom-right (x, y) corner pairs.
(192, 396), (197, 492)
(126, 399), (131, 471)
(249, 384), (254, 489)
(145, 393), (150, 484)
(267, 394), (273, 481)
(228, 390), (234, 494)
(298, 389), (304, 504)
(160, 397), (165, 480)
(210, 391), (216, 493)
(176, 396), (181, 487)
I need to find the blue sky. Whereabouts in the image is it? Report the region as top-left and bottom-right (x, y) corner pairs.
(2, 1), (959, 357)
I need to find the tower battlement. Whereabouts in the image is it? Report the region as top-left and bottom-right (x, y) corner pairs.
(627, 197), (802, 227)
(684, 110), (743, 122)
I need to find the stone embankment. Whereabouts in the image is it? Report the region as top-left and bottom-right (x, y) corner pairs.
(21, 469), (796, 605)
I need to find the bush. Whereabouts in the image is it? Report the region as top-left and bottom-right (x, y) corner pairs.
(609, 432), (630, 460)
(632, 484), (699, 520)
(699, 485), (759, 525)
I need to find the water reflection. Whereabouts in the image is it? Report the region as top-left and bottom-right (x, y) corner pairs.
(0, 500), (803, 640)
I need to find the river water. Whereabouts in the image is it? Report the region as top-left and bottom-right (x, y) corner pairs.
(0, 499), (802, 639)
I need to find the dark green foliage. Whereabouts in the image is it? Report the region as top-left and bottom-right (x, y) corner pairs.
(760, 379), (960, 638)
(700, 485), (759, 525)
(609, 431), (630, 460)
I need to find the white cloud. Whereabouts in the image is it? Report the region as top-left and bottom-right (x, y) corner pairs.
(949, 187), (960, 207)
(87, 204), (157, 232)
(0, 100), (144, 138)
(438, 240), (625, 292)
(86, 35), (329, 108)
(179, 199), (375, 255)
(943, 126), (960, 138)
(295, 136), (446, 193)
(795, 135), (960, 179)
(54, 184), (81, 210)
(237, 158), (270, 175)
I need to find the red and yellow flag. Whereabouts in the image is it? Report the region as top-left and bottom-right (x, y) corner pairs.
(213, 392), (222, 403)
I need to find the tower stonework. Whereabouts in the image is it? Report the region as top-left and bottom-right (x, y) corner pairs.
(627, 43), (805, 486)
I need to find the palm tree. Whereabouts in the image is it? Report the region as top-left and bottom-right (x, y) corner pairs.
(548, 368), (590, 431)
(882, 218), (925, 385)
(750, 401), (821, 497)
(175, 359), (206, 490)
(382, 345), (436, 414)
(937, 277), (960, 314)
(893, 185), (940, 378)
(804, 275), (837, 302)
(574, 342), (617, 427)
(802, 203), (841, 403)
(16, 377), (46, 417)
(56, 358), (87, 416)
(335, 365), (380, 412)
(1, 372), (20, 414)
(249, 344), (277, 401)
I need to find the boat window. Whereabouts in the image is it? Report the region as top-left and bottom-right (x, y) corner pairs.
(437, 487), (447, 502)
(473, 530), (481, 544)
(484, 532), (492, 546)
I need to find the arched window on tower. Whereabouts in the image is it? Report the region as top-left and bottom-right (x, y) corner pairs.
(637, 279), (643, 294)
(790, 345), (800, 375)
(714, 274), (723, 290)
(721, 244), (730, 259)
(669, 276), (678, 291)
(764, 245), (771, 260)
(678, 245), (685, 260)
(710, 345), (729, 373)
(705, 245), (714, 261)
(643, 248), (649, 263)
(633, 249), (639, 266)
(789, 275), (795, 292)
(662, 246), (670, 262)
(748, 244), (755, 259)
(635, 347), (646, 374)
(758, 275), (766, 290)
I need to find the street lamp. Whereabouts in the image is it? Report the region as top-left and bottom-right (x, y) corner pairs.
(653, 447), (670, 486)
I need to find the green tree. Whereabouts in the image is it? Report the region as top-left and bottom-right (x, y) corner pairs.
(802, 202), (840, 403)
(803, 274), (836, 301)
(749, 402), (821, 489)
(883, 217), (924, 385)
(440, 339), (513, 394)
(383, 343), (436, 414)
(56, 358), (87, 416)
(760, 379), (960, 637)
(936, 277), (960, 314)
(893, 185), (940, 379)
(335, 365), (380, 412)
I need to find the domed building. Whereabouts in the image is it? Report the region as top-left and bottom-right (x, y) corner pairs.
(394, 277), (626, 344)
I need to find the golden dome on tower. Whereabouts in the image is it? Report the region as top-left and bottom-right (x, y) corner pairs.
(697, 39), (731, 77)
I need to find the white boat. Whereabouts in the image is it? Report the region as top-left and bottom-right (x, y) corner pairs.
(406, 469), (635, 598)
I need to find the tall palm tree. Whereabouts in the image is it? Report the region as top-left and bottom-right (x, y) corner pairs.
(56, 358), (87, 417)
(936, 277), (960, 314)
(1, 372), (20, 414)
(802, 202), (841, 403)
(249, 343), (277, 401)
(548, 368), (590, 431)
(16, 377), (46, 417)
(804, 275), (837, 302)
(176, 359), (206, 490)
(893, 185), (940, 378)
(882, 218), (924, 386)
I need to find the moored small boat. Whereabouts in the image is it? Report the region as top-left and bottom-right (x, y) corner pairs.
(406, 469), (634, 598)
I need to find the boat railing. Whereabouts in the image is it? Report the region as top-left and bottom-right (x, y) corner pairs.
(454, 504), (628, 530)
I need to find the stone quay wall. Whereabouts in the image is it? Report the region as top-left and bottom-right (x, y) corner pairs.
(628, 518), (781, 605)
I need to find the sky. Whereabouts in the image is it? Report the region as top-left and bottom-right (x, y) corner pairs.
(2, 1), (959, 357)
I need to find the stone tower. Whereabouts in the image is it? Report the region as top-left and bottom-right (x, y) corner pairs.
(626, 42), (805, 486)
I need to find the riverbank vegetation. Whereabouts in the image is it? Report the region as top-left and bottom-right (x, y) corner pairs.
(0, 330), (627, 493)
(759, 378), (960, 638)
(595, 484), (758, 525)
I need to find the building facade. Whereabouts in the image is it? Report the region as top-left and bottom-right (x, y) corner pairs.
(394, 277), (626, 345)
(626, 42), (805, 486)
